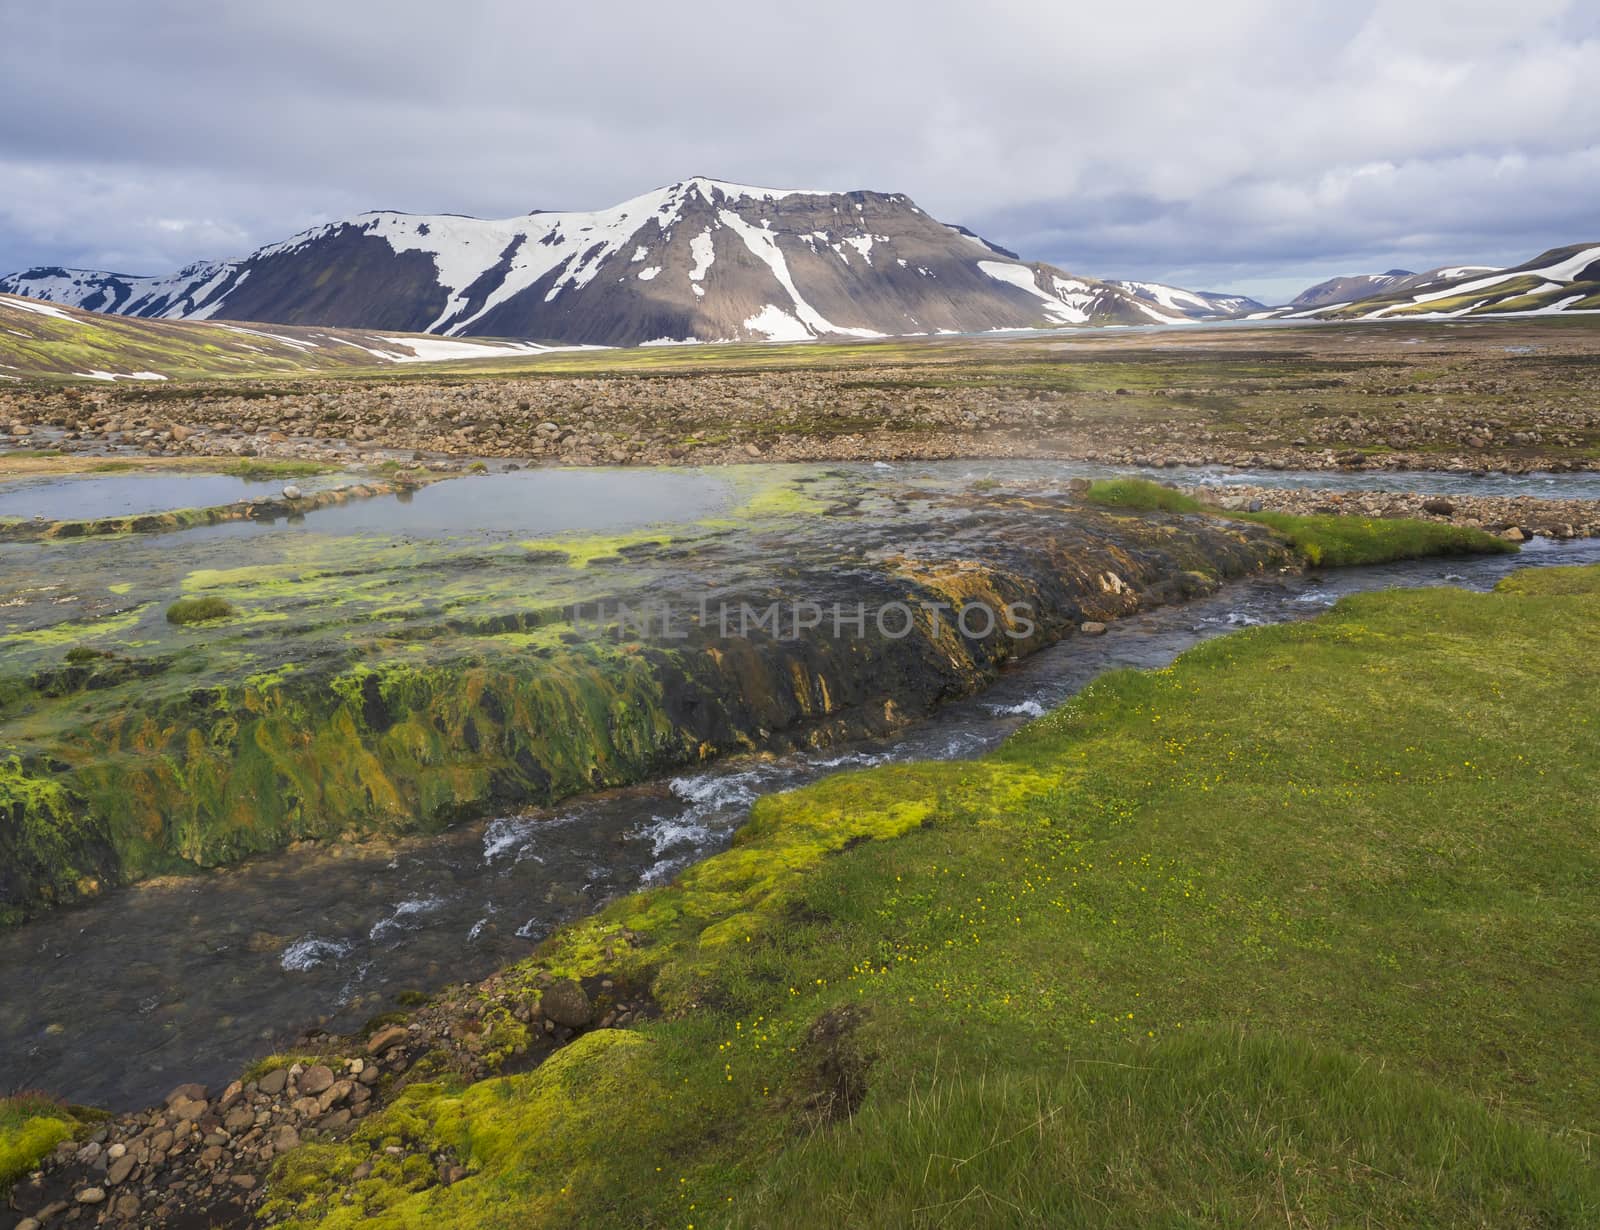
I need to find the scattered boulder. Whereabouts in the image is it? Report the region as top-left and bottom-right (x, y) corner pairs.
(366, 1024), (409, 1055)
(539, 979), (593, 1028)
(298, 1064), (335, 1095)
(256, 1068), (288, 1095)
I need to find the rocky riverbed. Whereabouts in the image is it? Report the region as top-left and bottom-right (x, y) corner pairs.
(5, 968), (634, 1229)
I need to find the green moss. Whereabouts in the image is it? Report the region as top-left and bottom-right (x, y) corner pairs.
(266, 1032), (659, 1228)
(0, 1095), (80, 1195)
(166, 595), (238, 624)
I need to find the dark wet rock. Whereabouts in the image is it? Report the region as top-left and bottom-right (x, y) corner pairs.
(1422, 497), (1456, 516)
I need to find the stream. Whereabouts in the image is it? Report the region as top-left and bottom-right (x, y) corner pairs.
(3, 519), (1596, 1111)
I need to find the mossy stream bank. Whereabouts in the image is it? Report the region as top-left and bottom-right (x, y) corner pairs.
(1, 466), (1292, 924)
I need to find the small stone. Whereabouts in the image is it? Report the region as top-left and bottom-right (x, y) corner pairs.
(230, 1173), (257, 1190)
(217, 1079), (245, 1112)
(171, 1096), (207, 1122)
(539, 979), (592, 1028)
(15, 1219), (41, 1230)
(76, 1187), (106, 1204)
(271, 1125), (301, 1153)
(113, 1194), (141, 1219)
(351, 1161), (373, 1181)
(106, 1154), (136, 1185)
(1421, 497), (1456, 516)
(257, 1068), (288, 1096)
(366, 1025), (409, 1055)
(164, 1083), (207, 1107)
(298, 1064), (334, 1095)
(1079, 621), (1108, 636)
(282, 484), (303, 500)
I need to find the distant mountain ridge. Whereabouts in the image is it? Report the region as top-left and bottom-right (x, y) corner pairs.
(0, 179), (1250, 346)
(1278, 245), (1600, 319)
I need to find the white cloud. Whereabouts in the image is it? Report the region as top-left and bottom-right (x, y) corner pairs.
(1, 0), (1597, 302)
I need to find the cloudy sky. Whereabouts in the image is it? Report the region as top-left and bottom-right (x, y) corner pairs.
(2, 0), (1597, 303)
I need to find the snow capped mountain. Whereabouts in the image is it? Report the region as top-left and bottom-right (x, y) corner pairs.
(0, 178), (1245, 345)
(1106, 279), (1265, 320)
(1285, 245), (1600, 320)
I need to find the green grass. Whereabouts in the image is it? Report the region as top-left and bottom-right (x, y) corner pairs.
(218, 459), (330, 479)
(1235, 509), (1516, 566)
(1082, 476), (1203, 513)
(0, 1095), (80, 1196)
(165, 595), (237, 624)
(1083, 478), (1514, 567)
(267, 563), (1600, 1228)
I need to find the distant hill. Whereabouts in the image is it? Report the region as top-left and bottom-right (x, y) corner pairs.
(1279, 246), (1600, 319)
(1289, 270), (1419, 309)
(0, 291), (562, 383)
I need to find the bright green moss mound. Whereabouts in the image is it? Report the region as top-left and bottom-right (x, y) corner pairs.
(1237, 508), (1517, 566)
(1083, 476), (1203, 513)
(164, 595), (237, 624)
(269, 564), (1600, 1229)
(0, 1096), (79, 1195)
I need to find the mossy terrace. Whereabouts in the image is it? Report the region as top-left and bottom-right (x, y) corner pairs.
(2, 467), (1310, 921)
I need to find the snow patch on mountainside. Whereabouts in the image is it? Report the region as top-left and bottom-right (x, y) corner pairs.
(1365, 245), (1600, 319)
(743, 304), (812, 341)
(718, 209), (883, 339)
(0, 294), (75, 321)
(978, 261), (1102, 324)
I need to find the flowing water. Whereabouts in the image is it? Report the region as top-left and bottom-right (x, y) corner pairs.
(3, 523), (1596, 1111)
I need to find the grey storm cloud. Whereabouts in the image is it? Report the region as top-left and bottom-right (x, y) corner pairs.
(1, 0), (1598, 302)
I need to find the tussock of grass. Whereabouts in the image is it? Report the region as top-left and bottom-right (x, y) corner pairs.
(1082, 476), (1202, 513)
(1236, 508), (1516, 566)
(1083, 476), (1514, 567)
(267, 564), (1600, 1228)
(165, 595), (237, 625)
(1, 1095), (79, 1195)
(220, 459), (329, 480)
